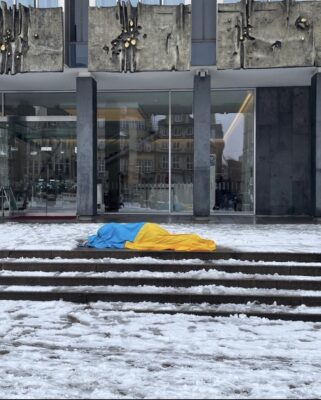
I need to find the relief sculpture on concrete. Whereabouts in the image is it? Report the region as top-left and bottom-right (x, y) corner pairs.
(89, 1), (191, 72)
(0, 1), (63, 74)
(217, 0), (321, 69)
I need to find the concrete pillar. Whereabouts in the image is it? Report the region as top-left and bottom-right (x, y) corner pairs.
(311, 73), (321, 217)
(191, 0), (216, 66)
(193, 72), (211, 218)
(76, 75), (97, 217)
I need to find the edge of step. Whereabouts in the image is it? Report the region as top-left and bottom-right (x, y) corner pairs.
(0, 249), (321, 262)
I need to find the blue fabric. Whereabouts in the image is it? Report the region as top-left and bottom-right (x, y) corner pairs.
(86, 222), (146, 249)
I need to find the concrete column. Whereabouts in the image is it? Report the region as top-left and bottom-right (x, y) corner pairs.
(311, 74), (321, 217)
(193, 72), (211, 218)
(76, 75), (97, 217)
(191, 0), (216, 66)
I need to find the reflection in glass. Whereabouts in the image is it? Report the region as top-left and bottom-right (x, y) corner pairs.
(17, 1), (35, 6)
(38, 0), (59, 7)
(171, 92), (193, 213)
(162, 0), (185, 4)
(96, 0), (139, 5)
(0, 93), (77, 216)
(0, 121), (77, 216)
(4, 93), (76, 116)
(210, 90), (254, 213)
(97, 92), (169, 213)
(96, 0), (116, 5)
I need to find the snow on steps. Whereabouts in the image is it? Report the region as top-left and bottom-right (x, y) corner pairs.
(0, 251), (321, 321)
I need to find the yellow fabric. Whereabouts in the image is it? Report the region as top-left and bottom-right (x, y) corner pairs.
(124, 223), (216, 251)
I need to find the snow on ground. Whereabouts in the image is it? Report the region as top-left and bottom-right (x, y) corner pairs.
(0, 222), (320, 252)
(0, 222), (321, 398)
(0, 300), (321, 399)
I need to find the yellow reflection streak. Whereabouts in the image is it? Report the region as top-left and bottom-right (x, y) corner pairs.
(222, 93), (253, 142)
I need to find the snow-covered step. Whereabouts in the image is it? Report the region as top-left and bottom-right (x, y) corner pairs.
(88, 301), (321, 322)
(0, 249), (321, 263)
(0, 274), (321, 291)
(1, 285), (321, 307)
(1, 253), (321, 321)
(2, 259), (321, 276)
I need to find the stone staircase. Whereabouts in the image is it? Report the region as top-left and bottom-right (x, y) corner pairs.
(0, 249), (321, 321)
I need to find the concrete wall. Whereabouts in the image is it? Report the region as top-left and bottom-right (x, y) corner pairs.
(256, 87), (312, 216)
(88, 3), (191, 72)
(0, 3), (63, 74)
(218, 0), (321, 70)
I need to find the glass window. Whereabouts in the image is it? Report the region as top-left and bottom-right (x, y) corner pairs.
(95, 0), (187, 6)
(162, 1), (185, 4)
(0, 119), (77, 216)
(95, 0), (140, 6)
(4, 93), (76, 117)
(96, 0), (118, 7)
(171, 91), (193, 213)
(97, 92), (169, 213)
(210, 90), (254, 213)
(17, 1), (35, 6)
(38, 0), (59, 7)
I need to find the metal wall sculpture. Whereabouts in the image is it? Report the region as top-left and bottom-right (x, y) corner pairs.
(89, 1), (191, 72)
(217, 0), (321, 69)
(0, 1), (63, 74)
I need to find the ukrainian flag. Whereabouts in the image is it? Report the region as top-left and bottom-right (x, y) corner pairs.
(86, 222), (216, 251)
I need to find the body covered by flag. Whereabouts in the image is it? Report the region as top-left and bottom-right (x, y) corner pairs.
(86, 222), (216, 251)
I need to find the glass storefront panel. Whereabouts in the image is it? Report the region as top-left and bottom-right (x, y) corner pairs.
(97, 92), (169, 213)
(0, 119), (77, 216)
(171, 91), (193, 213)
(0, 93), (77, 216)
(210, 90), (254, 213)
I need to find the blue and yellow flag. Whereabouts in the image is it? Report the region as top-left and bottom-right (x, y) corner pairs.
(86, 222), (216, 251)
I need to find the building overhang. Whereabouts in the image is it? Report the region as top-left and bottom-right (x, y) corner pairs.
(0, 66), (317, 92)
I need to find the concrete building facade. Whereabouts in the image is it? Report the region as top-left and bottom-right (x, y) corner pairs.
(0, 0), (319, 220)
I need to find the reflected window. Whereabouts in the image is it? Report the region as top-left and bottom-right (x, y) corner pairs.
(210, 90), (254, 213)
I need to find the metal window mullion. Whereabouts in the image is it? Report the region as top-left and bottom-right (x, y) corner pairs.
(168, 90), (172, 213)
